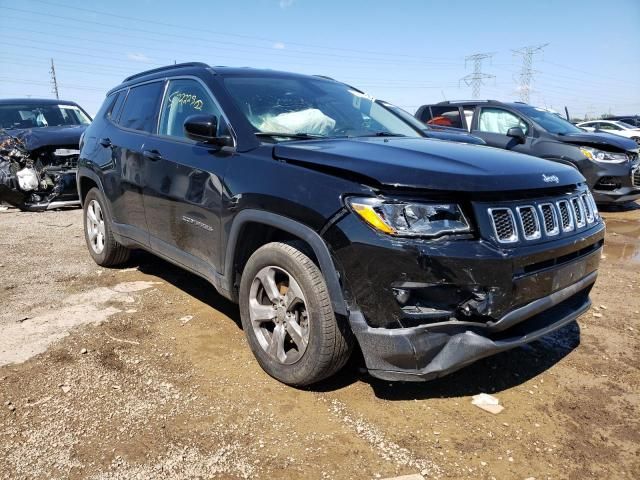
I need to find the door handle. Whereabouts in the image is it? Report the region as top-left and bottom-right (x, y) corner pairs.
(99, 137), (112, 148)
(143, 149), (163, 161)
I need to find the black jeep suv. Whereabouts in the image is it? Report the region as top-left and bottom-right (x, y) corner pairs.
(416, 100), (640, 205)
(78, 63), (605, 385)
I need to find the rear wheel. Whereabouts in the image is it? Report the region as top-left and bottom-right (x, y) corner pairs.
(239, 241), (352, 386)
(83, 187), (130, 267)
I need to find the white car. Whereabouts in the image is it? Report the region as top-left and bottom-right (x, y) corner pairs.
(577, 120), (640, 144)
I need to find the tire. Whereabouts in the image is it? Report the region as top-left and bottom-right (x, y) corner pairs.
(239, 241), (353, 386)
(83, 187), (130, 267)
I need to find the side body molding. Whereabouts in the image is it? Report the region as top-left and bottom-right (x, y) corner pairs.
(223, 210), (348, 316)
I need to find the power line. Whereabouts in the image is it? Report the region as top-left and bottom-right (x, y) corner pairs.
(49, 58), (59, 99)
(460, 52), (495, 99)
(26, 0), (458, 63)
(513, 44), (548, 103)
(0, 6), (460, 67)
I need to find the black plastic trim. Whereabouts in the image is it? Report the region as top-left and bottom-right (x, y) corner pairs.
(224, 209), (348, 315)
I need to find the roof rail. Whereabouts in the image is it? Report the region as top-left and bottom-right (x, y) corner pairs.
(123, 62), (210, 82)
(437, 100), (494, 105)
(313, 75), (336, 81)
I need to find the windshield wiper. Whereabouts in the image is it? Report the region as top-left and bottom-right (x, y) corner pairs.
(356, 132), (407, 138)
(255, 132), (327, 140)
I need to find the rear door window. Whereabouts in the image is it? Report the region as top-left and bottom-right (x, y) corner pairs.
(478, 107), (528, 135)
(118, 82), (164, 133)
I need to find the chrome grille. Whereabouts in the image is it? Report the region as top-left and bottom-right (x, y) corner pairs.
(516, 206), (541, 240)
(486, 192), (598, 244)
(488, 208), (518, 243)
(539, 203), (559, 236)
(571, 197), (586, 228)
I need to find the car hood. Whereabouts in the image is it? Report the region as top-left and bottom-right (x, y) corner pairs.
(273, 137), (584, 191)
(422, 129), (486, 145)
(5, 125), (86, 151)
(557, 131), (638, 151)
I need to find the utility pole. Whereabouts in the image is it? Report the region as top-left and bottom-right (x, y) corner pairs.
(50, 58), (59, 100)
(512, 44), (548, 103)
(460, 52), (495, 99)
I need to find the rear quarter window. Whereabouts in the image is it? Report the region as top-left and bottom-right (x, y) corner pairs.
(421, 106), (464, 129)
(108, 91), (127, 122)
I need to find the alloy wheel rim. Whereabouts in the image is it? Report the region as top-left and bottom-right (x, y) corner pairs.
(86, 199), (106, 255)
(248, 265), (310, 365)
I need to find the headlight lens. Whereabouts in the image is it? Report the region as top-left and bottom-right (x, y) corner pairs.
(348, 197), (471, 237)
(580, 146), (627, 163)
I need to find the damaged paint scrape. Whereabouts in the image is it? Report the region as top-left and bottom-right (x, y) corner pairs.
(0, 128), (81, 211)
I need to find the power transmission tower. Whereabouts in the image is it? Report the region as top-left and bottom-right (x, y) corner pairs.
(512, 44), (548, 103)
(50, 58), (59, 100)
(460, 52), (495, 99)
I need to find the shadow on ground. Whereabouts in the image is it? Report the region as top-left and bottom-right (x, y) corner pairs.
(128, 250), (580, 400)
(132, 250), (241, 327)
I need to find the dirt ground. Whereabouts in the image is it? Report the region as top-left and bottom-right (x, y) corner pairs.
(0, 203), (638, 480)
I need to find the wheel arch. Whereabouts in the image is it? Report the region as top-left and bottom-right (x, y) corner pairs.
(224, 210), (348, 316)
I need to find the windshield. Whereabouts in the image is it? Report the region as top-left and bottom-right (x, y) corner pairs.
(617, 121), (636, 129)
(223, 76), (422, 140)
(513, 105), (582, 135)
(0, 104), (91, 129)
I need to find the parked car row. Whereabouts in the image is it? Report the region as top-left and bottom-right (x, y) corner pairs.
(416, 100), (640, 204)
(577, 119), (640, 144)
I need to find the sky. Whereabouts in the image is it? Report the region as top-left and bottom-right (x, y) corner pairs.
(0, 0), (638, 118)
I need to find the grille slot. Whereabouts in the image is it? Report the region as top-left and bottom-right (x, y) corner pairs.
(633, 167), (640, 187)
(538, 203), (559, 236)
(488, 208), (518, 243)
(589, 192), (599, 220)
(516, 206), (541, 240)
(581, 194), (595, 224)
(556, 200), (574, 232)
(571, 197), (586, 228)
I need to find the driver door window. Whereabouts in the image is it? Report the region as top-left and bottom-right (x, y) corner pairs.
(478, 108), (528, 135)
(158, 79), (225, 139)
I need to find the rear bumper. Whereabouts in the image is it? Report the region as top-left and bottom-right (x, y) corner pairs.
(350, 272), (595, 382)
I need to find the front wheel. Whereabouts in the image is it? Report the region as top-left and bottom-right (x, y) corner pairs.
(239, 242), (352, 386)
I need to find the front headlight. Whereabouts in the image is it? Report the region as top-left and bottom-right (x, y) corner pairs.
(348, 197), (471, 237)
(580, 146), (627, 164)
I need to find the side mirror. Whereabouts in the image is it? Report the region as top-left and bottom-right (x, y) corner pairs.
(184, 114), (232, 147)
(506, 126), (526, 144)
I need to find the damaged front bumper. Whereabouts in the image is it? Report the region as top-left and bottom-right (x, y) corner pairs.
(327, 206), (605, 381)
(350, 271), (594, 382)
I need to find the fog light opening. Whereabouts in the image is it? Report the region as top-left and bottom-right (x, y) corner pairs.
(392, 288), (411, 305)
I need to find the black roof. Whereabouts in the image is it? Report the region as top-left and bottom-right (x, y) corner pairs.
(0, 98), (80, 106)
(109, 62), (340, 95)
(429, 100), (529, 108)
